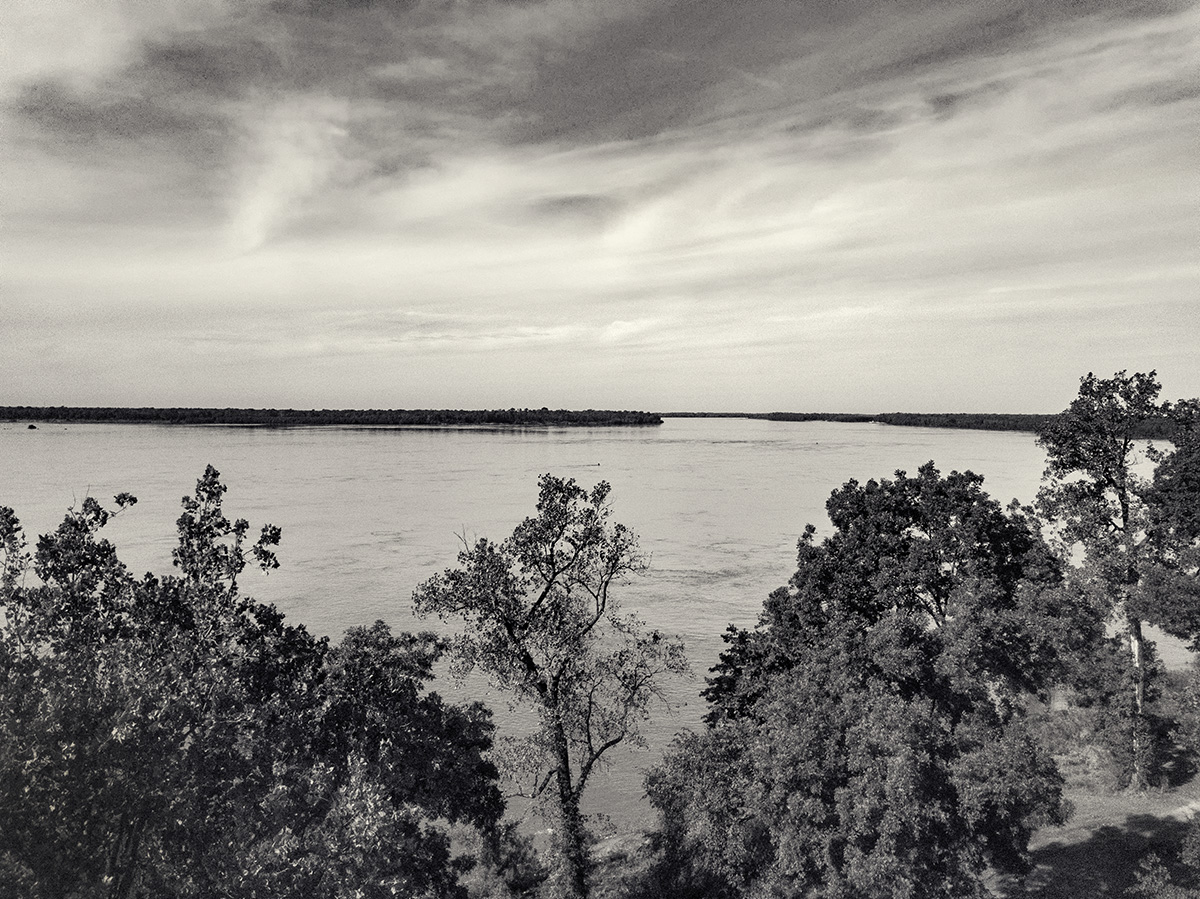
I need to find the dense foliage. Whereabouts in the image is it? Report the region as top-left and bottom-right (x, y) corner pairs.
(0, 467), (502, 899)
(1036, 371), (1200, 787)
(648, 463), (1076, 898)
(763, 413), (877, 423)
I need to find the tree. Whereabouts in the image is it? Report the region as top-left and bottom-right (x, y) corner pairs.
(649, 463), (1071, 898)
(413, 474), (689, 899)
(1034, 370), (1200, 786)
(705, 462), (1070, 723)
(1140, 398), (1200, 644)
(1118, 400), (1200, 895)
(0, 466), (502, 898)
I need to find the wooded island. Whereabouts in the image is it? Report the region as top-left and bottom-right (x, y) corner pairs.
(0, 407), (664, 427)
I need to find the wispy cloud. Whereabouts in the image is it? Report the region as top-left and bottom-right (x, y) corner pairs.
(228, 94), (352, 250)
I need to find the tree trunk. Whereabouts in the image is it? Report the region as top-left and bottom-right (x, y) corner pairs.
(551, 721), (589, 899)
(1128, 612), (1148, 788)
(1129, 616), (1145, 715)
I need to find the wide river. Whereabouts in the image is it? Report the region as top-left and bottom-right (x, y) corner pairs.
(0, 418), (1181, 833)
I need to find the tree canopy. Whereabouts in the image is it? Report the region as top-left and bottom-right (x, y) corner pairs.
(0, 466), (502, 899)
(650, 462), (1072, 898)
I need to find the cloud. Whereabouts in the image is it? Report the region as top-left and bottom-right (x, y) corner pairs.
(2, 0), (1198, 410)
(0, 0), (243, 96)
(228, 94), (353, 250)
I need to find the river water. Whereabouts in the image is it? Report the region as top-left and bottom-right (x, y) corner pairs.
(0, 418), (1181, 832)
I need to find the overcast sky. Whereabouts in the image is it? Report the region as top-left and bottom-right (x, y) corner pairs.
(3, 0), (1198, 412)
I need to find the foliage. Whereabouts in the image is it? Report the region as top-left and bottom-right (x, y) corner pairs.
(871, 412), (1060, 433)
(1141, 398), (1200, 648)
(457, 821), (548, 898)
(1126, 843), (1200, 899)
(1036, 370), (1165, 579)
(0, 465), (502, 899)
(650, 462), (1070, 898)
(1035, 371), (1200, 786)
(413, 474), (689, 899)
(706, 462), (1072, 723)
(1122, 663), (1200, 896)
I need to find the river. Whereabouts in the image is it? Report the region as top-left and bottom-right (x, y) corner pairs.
(0, 417), (1179, 832)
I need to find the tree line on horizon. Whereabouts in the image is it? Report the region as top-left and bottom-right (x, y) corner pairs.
(1, 370), (1199, 898)
(0, 406), (1181, 438)
(675, 410), (1177, 438)
(0, 407), (664, 428)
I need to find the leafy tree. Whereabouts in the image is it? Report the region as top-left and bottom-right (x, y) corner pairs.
(650, 463), (1070, 898)
(1035, 371), (1200, 786)
(413, 474), (689, 899)
(0, 466), (502, 898)
(1118, 400), (1200, 896)
(705, 462), (1071, 723)
(1140, 398), (1200, 645)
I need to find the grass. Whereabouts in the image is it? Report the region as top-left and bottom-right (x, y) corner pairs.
(1004, 693), (1200, 898)
(1015, 783), (1200, 898)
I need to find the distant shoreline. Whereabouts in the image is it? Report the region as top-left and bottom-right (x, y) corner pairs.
(661, 411), (1057, 432)
(665, 411), (1175, 438)
(0, 407), (1178, 438)
(0, 407), (663, 427)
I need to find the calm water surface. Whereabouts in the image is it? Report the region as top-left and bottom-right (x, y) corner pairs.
(0, 418), (1129, 831)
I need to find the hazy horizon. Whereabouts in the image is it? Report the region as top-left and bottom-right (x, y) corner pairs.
(4, 0), (1198, 413)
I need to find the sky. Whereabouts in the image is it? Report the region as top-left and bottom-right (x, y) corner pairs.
(2, 0), (1198, 413)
